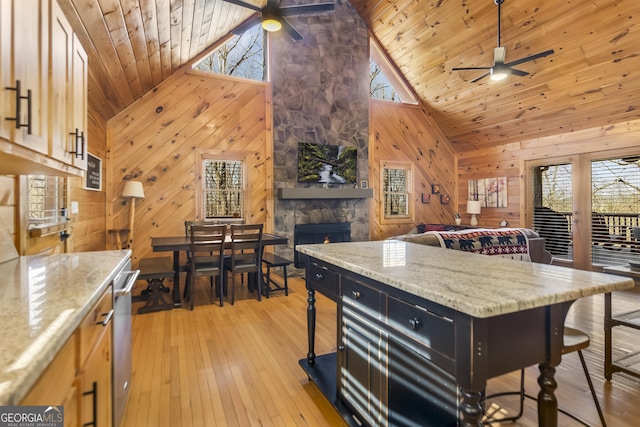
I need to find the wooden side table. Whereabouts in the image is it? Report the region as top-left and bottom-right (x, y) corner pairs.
(602, 264), (640, 381)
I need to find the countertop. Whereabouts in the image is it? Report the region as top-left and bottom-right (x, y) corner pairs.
(0, 250), (131, 406)
(297, 241), (635, 318)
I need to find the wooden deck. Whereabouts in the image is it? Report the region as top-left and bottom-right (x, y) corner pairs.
(124, 275), (640, 426)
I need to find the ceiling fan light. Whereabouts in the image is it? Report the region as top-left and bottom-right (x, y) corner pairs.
(262, 18), (282, 32)
(490, 66), (509, 81)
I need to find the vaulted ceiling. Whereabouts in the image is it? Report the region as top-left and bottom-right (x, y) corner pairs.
(59, 0), (640, 152)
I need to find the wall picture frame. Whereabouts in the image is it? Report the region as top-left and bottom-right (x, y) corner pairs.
(440, 194), (450, 204)
(421, 193), (431, 204)
(431, 184), (440, 194)
(83, 153), (102, 191)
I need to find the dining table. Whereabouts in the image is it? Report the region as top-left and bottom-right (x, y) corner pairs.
(151, 233), (289, 307)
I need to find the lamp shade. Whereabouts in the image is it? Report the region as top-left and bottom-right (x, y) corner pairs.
(467, 200), (481, 215)
(122, 181), (145, 199)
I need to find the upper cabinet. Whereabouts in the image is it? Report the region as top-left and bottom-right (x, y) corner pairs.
(0, 0), (88, 176)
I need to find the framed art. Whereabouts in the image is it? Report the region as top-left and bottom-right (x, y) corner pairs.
(431, 184), (440, 194)
(83, 153), (102, 191)
(440, 194), (450, 204)
(421, 193), (431, 204)
(468, 177), (508, 207)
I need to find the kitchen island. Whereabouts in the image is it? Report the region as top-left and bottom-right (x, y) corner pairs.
(0, 250), (131, 407)
(297, 240), (634, 427)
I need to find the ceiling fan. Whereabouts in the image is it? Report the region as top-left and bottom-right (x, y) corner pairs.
(223, 0), (335, 42)
(452, 0), (554, 83)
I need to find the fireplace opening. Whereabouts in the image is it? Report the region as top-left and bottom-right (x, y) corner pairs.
(294, 223), (351, 268)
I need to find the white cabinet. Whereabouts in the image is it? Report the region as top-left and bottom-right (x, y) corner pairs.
(70, 33), (88, 171)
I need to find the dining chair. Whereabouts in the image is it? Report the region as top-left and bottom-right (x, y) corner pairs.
(187, 223), (227, 310)
(223, 224), (263, 305)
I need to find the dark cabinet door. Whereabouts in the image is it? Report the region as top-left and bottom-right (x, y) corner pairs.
(340, 306), (387, 427)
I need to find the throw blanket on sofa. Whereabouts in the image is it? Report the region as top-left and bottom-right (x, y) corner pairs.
(428, 228), (531, 262)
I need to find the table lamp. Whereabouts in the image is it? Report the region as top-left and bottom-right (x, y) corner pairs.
(122, 181), (145, 249)
(467, 200), (481, 226)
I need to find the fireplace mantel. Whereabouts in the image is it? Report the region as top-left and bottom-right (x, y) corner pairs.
(278, 188), (373, 200)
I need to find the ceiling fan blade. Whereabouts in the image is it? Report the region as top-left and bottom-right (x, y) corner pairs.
(280, 3), (335, 16)
(221, 0), (262, 13)
(231, 14), (261, 35)
(266, 0), (279, 9)
(452, 67), (491, 71)
(280, 17), (303, 41)
(504, 49), (555, 68)
(494, 46), (506, 64)
(470, 72), (491, 83)
(508, 68), (529, 77)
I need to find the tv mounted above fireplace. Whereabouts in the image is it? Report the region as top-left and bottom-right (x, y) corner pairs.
(297, 142), (357, 184)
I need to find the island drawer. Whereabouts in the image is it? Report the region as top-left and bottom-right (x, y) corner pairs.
(387, 296), (455, 359)
(308, 262), (339, 299)
(342, 277), (382, 318)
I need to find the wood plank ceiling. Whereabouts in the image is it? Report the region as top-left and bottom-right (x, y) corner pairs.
(60, 0), (640, 152)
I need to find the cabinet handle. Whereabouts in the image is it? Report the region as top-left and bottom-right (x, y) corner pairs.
(351, 290), (361, 299)
(97, 309), (114, 327)
(82, 381), (97, 427)
(70, 128), (85, 159)
(315, 273), (324, 281)
(4, 80), (32, 134)
(408, 318), (421, 330)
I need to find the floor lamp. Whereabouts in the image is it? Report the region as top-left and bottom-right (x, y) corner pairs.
(122, 181), (145, 249)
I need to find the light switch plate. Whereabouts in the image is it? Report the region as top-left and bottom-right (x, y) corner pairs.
(70, 201), (79, 214)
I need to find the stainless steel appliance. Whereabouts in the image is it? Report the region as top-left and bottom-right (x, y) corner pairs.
(112, 261), (139, 427)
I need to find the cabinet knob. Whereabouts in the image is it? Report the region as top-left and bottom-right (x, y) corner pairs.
(351, 290), (361, 299)
(408, 318), (421, 330)
(315, 273), (323, 281)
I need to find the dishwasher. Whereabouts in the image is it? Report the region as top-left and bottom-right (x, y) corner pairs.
(112, 261), (139, 427)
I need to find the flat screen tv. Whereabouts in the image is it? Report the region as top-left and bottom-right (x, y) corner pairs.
(297, 142), (357, 184)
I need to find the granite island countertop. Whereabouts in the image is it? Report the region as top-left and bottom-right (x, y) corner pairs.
(297, 241), (634, 317)
(0, 250), (131, 406)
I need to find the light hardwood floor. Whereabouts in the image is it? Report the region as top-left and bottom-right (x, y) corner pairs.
(123, 274), (640, 426)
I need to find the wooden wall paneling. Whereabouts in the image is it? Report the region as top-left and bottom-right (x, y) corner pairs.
(121, 0), (154, 91)
(370, 100), (457, 240)
(154, 0), (172, 80)
(138, 0), (163, 86)
(108, 71), (270, 264)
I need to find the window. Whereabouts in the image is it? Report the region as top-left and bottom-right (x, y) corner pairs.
(192, 23), (266, 82)
(369, 37), (417, 104)
(203, 159), (244, 219)
(382, 161), (413, 223)
(28, 175), (67, 225)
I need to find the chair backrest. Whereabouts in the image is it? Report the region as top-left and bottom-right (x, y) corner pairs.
(189, 224), (227, 260)
(229, 224), (263, 267)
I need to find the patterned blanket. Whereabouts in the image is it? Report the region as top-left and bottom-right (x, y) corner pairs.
(428, 228), (531, 262)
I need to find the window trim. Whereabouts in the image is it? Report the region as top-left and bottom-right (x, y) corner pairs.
(196, 150), (249, 221)
(380, 160), (414, 225)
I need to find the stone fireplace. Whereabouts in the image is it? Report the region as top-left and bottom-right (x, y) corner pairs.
(270, 0), (370, 269)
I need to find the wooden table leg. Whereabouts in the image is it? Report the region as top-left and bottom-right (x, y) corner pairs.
(459, 388), (483, 427)
(172, 250), (181, 308)
(604, 292), (613, 380)
(537, 363), (558, 426)
(306, 288), (317, 366)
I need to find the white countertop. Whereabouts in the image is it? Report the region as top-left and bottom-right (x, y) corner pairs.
(297, 241), (634, 318)
(0, 250), (131, 405)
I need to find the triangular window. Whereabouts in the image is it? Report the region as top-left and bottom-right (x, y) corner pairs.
(370, 38), (417, 104)
(192, 23), (267, 82)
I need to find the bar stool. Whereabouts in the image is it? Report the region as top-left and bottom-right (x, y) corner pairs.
(483, 326), (606, 426)
(134, 257), (174, 314)
(261, 253), (291, 297)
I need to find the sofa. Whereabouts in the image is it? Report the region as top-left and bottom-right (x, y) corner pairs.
(392, 228), (553, 264)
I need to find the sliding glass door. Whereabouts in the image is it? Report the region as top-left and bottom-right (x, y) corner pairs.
(527, 151), (640, 270)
